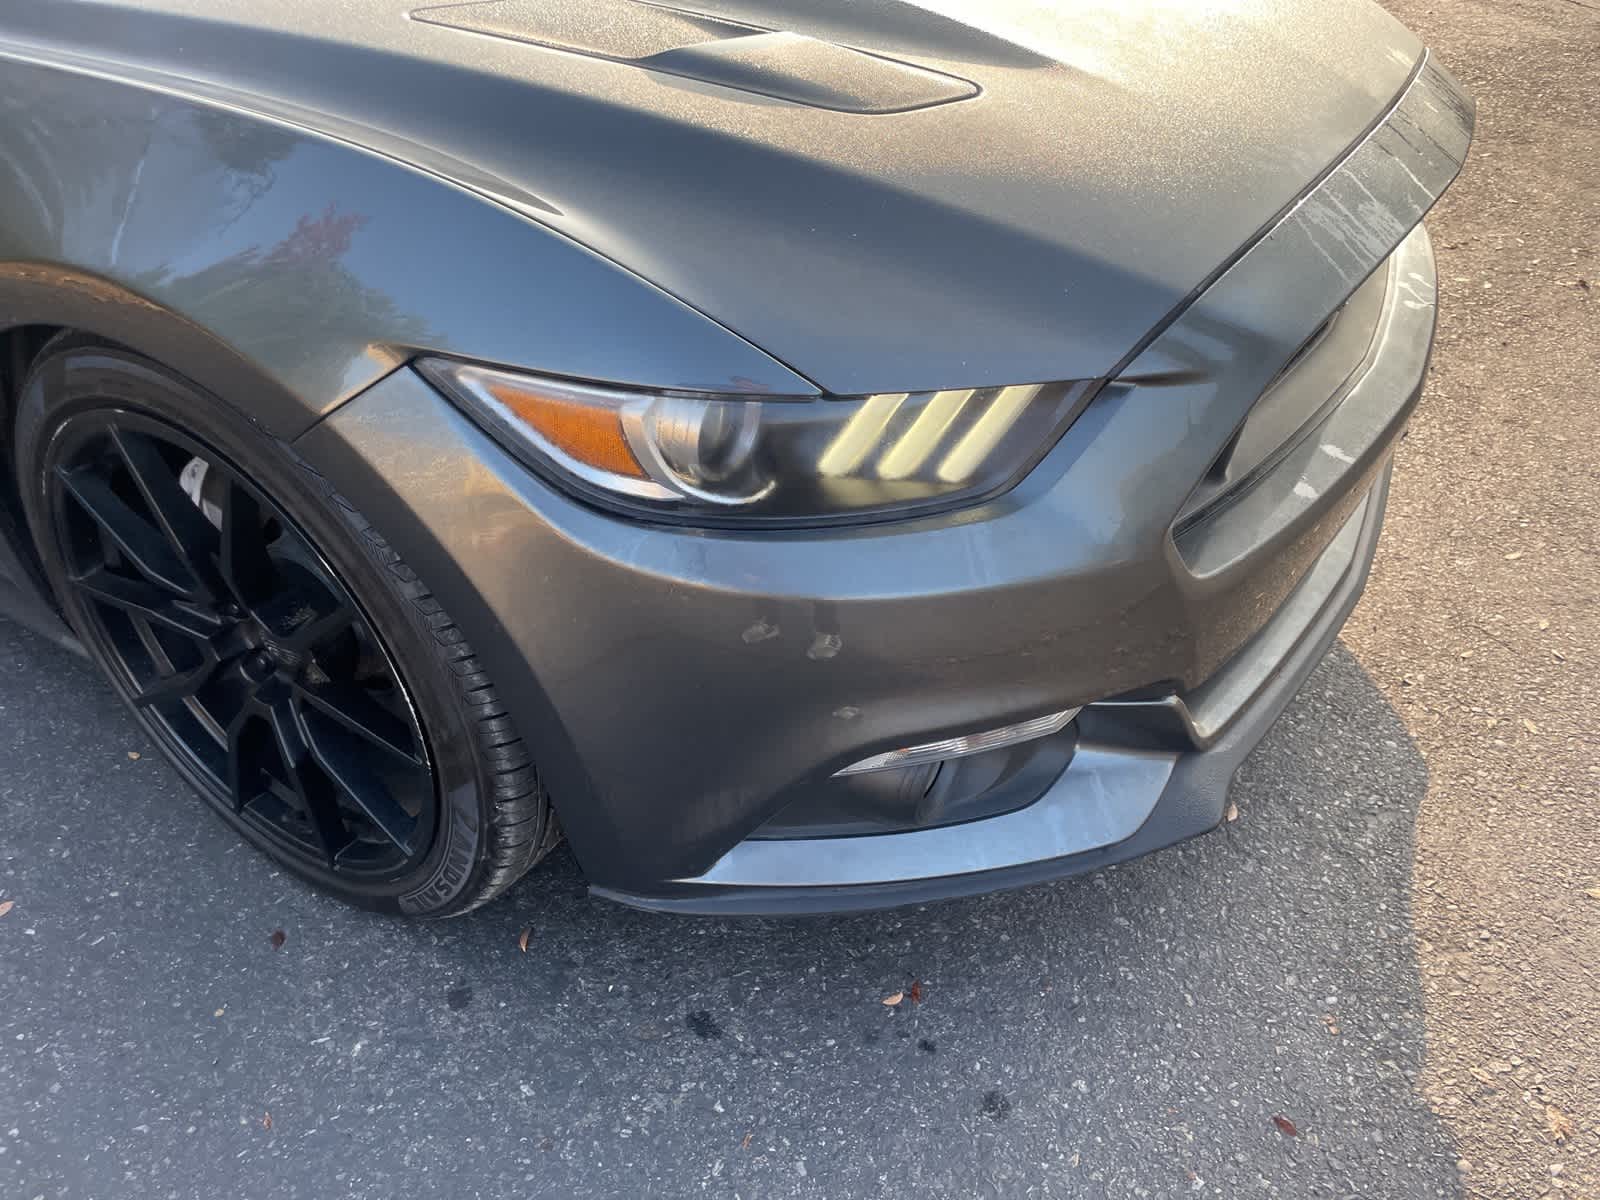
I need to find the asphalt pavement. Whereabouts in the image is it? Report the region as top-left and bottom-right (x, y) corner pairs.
(2, 1), (1596, 1197)
(1, 625), (1456, 1198)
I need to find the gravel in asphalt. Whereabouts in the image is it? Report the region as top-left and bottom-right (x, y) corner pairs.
(1351, 0), (1599, 1194)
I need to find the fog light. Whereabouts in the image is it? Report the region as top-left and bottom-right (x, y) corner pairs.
(834, 707), (1081, 776)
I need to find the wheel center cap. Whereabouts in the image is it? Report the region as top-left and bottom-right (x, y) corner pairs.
(261, 639), (305, 672)
(234, 615), (305, 680)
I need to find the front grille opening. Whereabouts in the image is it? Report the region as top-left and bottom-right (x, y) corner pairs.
(1266, 305), (1343, 392)
(1199, 301), (1347, 496)
(1203, 426), (1244, 487)
(1173, 254), (1393, 535)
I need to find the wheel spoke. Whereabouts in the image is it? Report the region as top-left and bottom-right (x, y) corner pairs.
(72, 568), (227, 643)
(57, 464), (195, 597)
(294, 680), (422, 766)
(225, 705), (260, 814)
(295, 696), (418, 855)
(219, 481), (274, 603)
(127, 613), (221, 708)
(282, 602), (355, 654)
(108, 429), (224, 600)
(266, 697), (353, 865)
(50, 413), (437, 882)
(130, 658), (219, 708)
(253, 563), (354, 652)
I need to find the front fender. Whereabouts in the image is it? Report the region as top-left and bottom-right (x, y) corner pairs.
(0, 48), (817, 439)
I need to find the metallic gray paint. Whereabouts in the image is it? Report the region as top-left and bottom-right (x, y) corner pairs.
(599, 465), (1395, 914)
(666, 478), (1384, 897)
(0, 0), (1472, 910)
(299, 119), (1461, 900)
(0, 43), (815, 438)
(411, 0), (983, 114)
(0, 0), (1422, 395)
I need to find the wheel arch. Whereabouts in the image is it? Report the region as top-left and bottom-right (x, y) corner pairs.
(0, 282), (319, 620)
(0, 270), (318, 439)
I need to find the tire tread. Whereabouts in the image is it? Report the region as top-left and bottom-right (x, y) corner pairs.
(316, 478), (561, 916)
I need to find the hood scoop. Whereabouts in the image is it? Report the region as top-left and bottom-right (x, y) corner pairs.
(412, 0), (977, 112)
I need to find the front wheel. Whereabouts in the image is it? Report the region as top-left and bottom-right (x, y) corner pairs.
(13, 338), (558, 916)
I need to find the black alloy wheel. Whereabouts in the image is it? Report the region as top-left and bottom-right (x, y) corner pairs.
(14, 338), (558, 915)
(50, 411), (437, 881)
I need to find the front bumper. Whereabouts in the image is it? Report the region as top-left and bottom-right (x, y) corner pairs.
(297, 56), (1470, 915)
(606, 464), (1393, 914)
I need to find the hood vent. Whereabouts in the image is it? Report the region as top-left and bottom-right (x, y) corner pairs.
(412, 0), (977, 113)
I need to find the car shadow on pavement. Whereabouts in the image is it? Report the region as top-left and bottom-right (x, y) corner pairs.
(1, 622), (1462, 1198)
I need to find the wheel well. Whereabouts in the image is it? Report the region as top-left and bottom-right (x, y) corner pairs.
(1, 323), (65, 430)
(0, 324), (69, 585)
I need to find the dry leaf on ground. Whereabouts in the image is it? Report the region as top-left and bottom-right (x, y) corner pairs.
(1546, 1105), (1576, 1143)
(269, 930), (286, 950)
(1272, 1116), (1298, 1137)
(517, 928), (531, 953)
(262, 1112), (273, 1130)
(0, 900), (13, 918)
(909, 980), (924, 1005)
(881, 991), (904, 1007)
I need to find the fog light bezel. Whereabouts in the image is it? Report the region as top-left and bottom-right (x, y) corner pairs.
(833, 706), (1082, 777)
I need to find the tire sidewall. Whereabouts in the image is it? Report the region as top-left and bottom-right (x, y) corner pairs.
(14, 342), (494, 915)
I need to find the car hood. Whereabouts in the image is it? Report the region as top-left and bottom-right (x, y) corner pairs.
(8, 0), (1423, 394)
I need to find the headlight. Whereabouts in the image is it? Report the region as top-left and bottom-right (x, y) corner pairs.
(420, 359), (1092, 524)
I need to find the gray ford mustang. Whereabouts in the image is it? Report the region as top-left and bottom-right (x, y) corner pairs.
(0, 0), (1471, 916)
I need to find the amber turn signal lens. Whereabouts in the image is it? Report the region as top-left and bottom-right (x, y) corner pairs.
(486, 381), (646, 480)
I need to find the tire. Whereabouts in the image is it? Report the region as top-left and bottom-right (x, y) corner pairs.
(13, 336), (559, 917)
